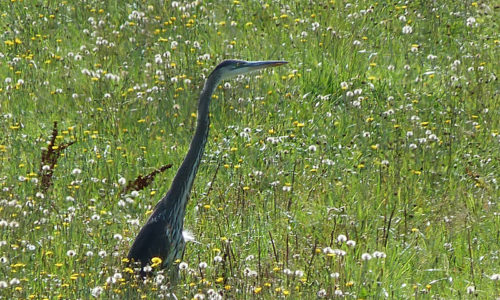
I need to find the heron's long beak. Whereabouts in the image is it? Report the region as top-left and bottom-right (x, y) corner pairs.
(243, 60), (288, 70)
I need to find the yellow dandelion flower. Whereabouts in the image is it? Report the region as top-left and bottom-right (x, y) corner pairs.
(151, 257), (162, 265)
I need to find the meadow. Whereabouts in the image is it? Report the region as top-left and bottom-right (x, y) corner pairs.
(0, 0), (499, 299)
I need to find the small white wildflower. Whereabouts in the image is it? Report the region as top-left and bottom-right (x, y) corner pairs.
(308, 145), (317, 152)
(372, 251), (386, 258)
(245, 255), (254, 261)
(490, 274), (500, 281)
(317, 289), (327, 298)
(466, 17), (476, 27)
(66, 250), (77, 257)
(402, 25), (413, 34)
(330, 272), (340, 278)
(194, 293), (205, 300)
(113, 234), (123, 241)
(199, 262), (208, 269)
(346, 240), (356, 247)
(466, 286), (475, 294)
(155, 274), (165, 284)
(294, 270), (304, 277)
(214, 255), (223, 263)
(0, 281), (7, 288)
(340, 81), (348, 90)
(118, 177), (127, 185)
(337, 234), (347, 243)
(72, 168), (82, 175)
(98, 250), (107, 258)
(361, 253), (372, 261)
(179, 262), (188, 270)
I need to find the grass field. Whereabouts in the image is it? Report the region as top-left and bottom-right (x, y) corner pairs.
(1, 0), (499, 299)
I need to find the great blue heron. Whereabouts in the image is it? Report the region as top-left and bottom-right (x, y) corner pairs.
(127, 60), (288, 277)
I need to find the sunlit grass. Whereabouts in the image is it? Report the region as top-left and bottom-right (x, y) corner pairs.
(1, 0), (499, 299)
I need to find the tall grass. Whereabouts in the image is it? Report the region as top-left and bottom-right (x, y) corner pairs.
(0, 0), (498, 298)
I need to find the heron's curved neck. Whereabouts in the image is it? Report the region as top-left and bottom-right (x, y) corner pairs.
(165, 74), (220, 207)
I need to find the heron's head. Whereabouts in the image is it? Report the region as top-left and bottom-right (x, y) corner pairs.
(212, 59), (288, 81)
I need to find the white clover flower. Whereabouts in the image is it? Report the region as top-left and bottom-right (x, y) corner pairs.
(0, 281), (7, 288)
(214, 255), (223, 263)
(340, 81), (348, 90)
(179, 262), (188, 270)
(346, 240), (356, 247)
(72, 168), (82, 175)
(199, 262), (208, 269)
(66, 250), (77, 257)
(308, 145), (317, 152)
(295, 270), (304, 277)
(113, 234), (123, 241)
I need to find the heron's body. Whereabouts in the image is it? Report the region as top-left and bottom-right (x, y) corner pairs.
(127, 60), (287, 276)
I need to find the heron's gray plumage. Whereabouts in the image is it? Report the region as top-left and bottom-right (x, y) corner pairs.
(127, 59), (287, 277)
